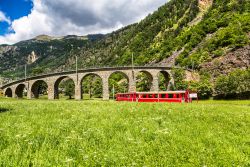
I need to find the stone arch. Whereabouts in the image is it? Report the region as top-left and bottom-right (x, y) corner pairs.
(31, 80), (48, 99)
(81, 73), (103, 83)
(4, 88), (12, 97)
(136, 70), (153, 92)
(109, 71), (129, 81)
(108, 71), (129, 96)
(54, 76), (75, 99)
(158, 71), (171, 91)
(15, 84), (27, 98)
(81, 73), (103, 99)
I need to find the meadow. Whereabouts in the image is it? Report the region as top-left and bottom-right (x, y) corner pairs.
(0, 98), (249, 166)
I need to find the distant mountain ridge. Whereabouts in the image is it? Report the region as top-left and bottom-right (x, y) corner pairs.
(0, 0), (249, 80)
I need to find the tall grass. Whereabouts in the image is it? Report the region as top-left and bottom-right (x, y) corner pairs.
(0, 98), (249, 166)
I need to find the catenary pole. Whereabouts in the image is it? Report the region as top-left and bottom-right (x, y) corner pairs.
(76, 55), (78, 83)
(132, 53), (134, 72)
(25, 64), (27, 81)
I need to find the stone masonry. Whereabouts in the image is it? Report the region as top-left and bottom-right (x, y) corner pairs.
(1, 67), (173, 100)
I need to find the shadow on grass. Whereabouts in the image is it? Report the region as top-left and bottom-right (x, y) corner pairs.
(82, 99), (104, 101)
(0, 108), (11, 113)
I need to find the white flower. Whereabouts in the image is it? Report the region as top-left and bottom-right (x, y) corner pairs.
(64, 158), (74, 163)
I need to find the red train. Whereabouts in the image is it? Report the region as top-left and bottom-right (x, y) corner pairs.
(116, 90), (196, 103)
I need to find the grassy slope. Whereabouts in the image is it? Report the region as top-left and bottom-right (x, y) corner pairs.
(0, 99), (249, 166)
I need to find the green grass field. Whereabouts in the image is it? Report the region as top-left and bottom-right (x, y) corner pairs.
(0, 98), (249, 166)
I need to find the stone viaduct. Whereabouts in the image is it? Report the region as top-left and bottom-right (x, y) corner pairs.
(1, 66), (174, 100)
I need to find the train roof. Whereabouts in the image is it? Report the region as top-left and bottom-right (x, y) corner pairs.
(117, 91), (187, 94)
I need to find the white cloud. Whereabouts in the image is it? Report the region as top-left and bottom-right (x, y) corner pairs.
(0, 0), (166, 44)
(0, 11), (11, 24)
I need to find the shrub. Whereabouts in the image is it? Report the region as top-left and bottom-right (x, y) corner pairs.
(171, 68), (188, 90)
(214, 69), (250, 99)
(189, 80), (213, 99)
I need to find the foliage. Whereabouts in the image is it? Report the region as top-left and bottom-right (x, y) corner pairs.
(189, 80), (213, 99)
(214, 69), (250, 99)
(109, 73), (128, 97)
(82, 75), (103, 98)
(159, 73), (170, 91)
(31, 67), (44, 76)
(171, 68), (188, 90)
(37, 81), (48, 95)
(63, 80), (75, 99)
(136, 72), (152, 92)
(171, 68), (213, 99)
(176, 10), (250, 68)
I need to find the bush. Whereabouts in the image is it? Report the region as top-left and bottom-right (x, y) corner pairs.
(171, 68), (213, 99)
(214, 69), (250, 99)
(171, 68), (188, 90)
(189, 80), (213, 99)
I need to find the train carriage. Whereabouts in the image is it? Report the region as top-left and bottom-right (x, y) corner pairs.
(116, 90), (194, 103)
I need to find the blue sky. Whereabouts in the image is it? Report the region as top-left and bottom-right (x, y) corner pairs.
(0, 0), (33, 35)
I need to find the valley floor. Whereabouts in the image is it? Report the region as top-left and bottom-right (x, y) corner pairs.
(0, 98), (249, 166)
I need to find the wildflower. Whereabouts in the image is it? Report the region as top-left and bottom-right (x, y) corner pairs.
(64, 158), (74, 163)
(15, 134), (21, 138)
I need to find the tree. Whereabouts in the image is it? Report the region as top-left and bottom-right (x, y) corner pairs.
(214, 69), (250, 99)
(82, 75), (103, 98)
(64, 80), (75, 99)
(171, 68), (188, 90)
(136, 73), (152, 92)
(189, 80), (213, 99)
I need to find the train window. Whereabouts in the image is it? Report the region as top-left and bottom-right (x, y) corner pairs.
(168, 94), (173, 98)
(143, 94), (147, 98)
(161, 94), (166, 98)
(149, 94), (153, 98)
(155, 94), (158, 98)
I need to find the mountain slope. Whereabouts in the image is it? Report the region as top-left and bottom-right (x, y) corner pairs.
(0, 35), (104, 78)
(0, 0), (249, 80)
